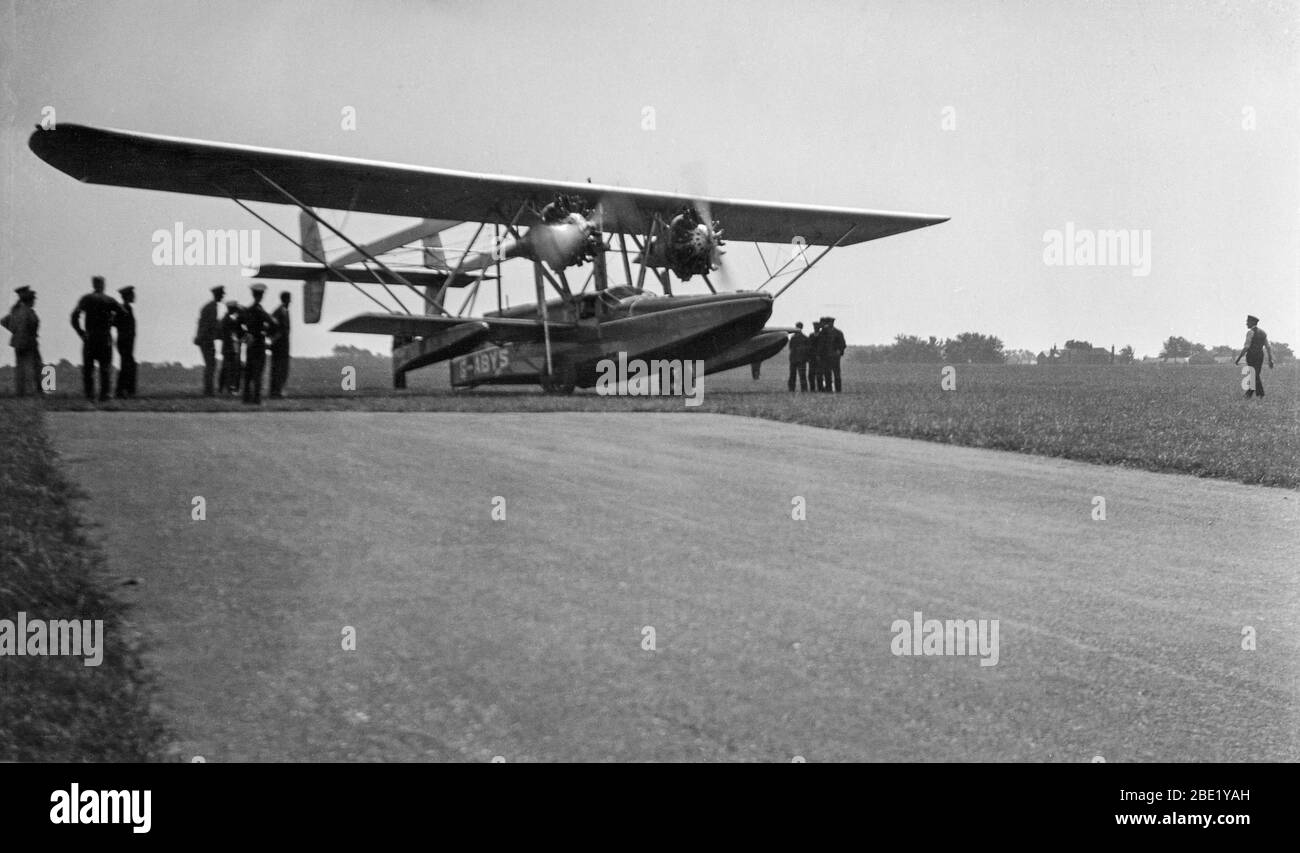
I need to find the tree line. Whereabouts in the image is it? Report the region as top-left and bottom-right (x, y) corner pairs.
(844, 334), (1295, 365)
(849, 333), (1008, 364)
(1158, 335), (1293, 363)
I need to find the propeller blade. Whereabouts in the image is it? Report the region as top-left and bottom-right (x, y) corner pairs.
(714, 258), (736, 291)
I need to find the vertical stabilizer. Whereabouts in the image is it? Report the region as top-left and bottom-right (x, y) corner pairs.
(300, 209), (326, 324)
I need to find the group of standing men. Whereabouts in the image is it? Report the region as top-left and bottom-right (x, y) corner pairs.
(4, 276), (136, 400)
(195, 282), (292, 404)
(786, 317), (847, 393)
(2, 277), (292, 403)
(69, 276), (137, 401)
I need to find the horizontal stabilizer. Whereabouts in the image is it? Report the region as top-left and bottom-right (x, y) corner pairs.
(251, 262), (487, 289)
(393, 322), (493, 373)
(333, 312), (570, 342)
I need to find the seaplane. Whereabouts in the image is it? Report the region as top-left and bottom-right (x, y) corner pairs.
(28, 123), (947, 393)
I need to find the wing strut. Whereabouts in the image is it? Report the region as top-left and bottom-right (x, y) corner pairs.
(494, 224), (504, 313)
(221, 191), (394, 315)
(773, 226), (858, 299)
(250, 168), (450, 316)
(443, 220), (488, 314)
(499, 212), (570, 300)
(616, 233), (633, 288)
(635, 220), (655, 292)
(533, 261), (553, 379)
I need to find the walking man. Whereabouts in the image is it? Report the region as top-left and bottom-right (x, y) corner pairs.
(2, 286), (42, 397)
(269, 290), (292, 398)
(195, 286), (224, 396)
(70, 275), (120, 402)
(114, 285), (137, 398)
(787, 321), (809, 392)
(1234, 314), (1274, 398)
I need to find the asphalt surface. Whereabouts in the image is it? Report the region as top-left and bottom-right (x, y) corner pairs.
(49, 412), (1299, 762)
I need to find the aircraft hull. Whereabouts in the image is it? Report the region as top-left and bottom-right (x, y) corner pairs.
(450, 292), (774, 389)
(703, 330), (790, 374)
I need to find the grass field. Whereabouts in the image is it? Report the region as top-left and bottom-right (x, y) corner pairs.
(0, 402), (169, 760)
(11, 357), (1298, 488)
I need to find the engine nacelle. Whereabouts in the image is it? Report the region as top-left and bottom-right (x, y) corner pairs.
(519, 195), (596, 271)
(528, 214), (598, 271)
(454, 195), (601, 273)
(659, 206), (724, 280)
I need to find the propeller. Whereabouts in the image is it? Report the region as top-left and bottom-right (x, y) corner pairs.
(676, 162), (729, 288)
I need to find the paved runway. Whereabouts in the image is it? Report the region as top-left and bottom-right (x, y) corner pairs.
(50, 412), (1299, 762)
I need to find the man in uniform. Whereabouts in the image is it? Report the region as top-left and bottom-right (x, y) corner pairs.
(239, 282), (276, 405)
(2, 286), (42, 397)
(1235, 314), (1274, 399)
(70, 275), (120, 402)
(114, 285), (137, 398)
(820, 316), (847, 393)
(269, 290), (292, 398)
(787, 321), (810, 392)
(195, 285), (224, 396)
(219, 299), (242, 395)
(808, 320), (824, 391)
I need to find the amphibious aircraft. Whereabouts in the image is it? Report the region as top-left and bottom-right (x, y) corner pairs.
(29, 123), (947, 392)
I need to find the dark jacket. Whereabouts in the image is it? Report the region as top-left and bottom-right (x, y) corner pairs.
(818, 327), (846, 359)
(788, 331), (810, 363)
(1246, 326), (1268, 357)
(239, 302), (276, 351)
(270, 304), (291, 354)
(195, 299), (221, 346)
(114, 304), (136, 349)
(72, 292), (120, 342)
(3, 303), (39, 351)
(220, 311), (242, 354)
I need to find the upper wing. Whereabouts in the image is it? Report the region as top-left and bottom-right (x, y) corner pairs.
(30, 124), (947, 246)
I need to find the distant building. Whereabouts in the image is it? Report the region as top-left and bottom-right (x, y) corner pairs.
(1038, 343), (1115, 365)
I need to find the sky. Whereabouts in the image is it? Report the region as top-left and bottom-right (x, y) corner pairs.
(1, 0), (1297, 367)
